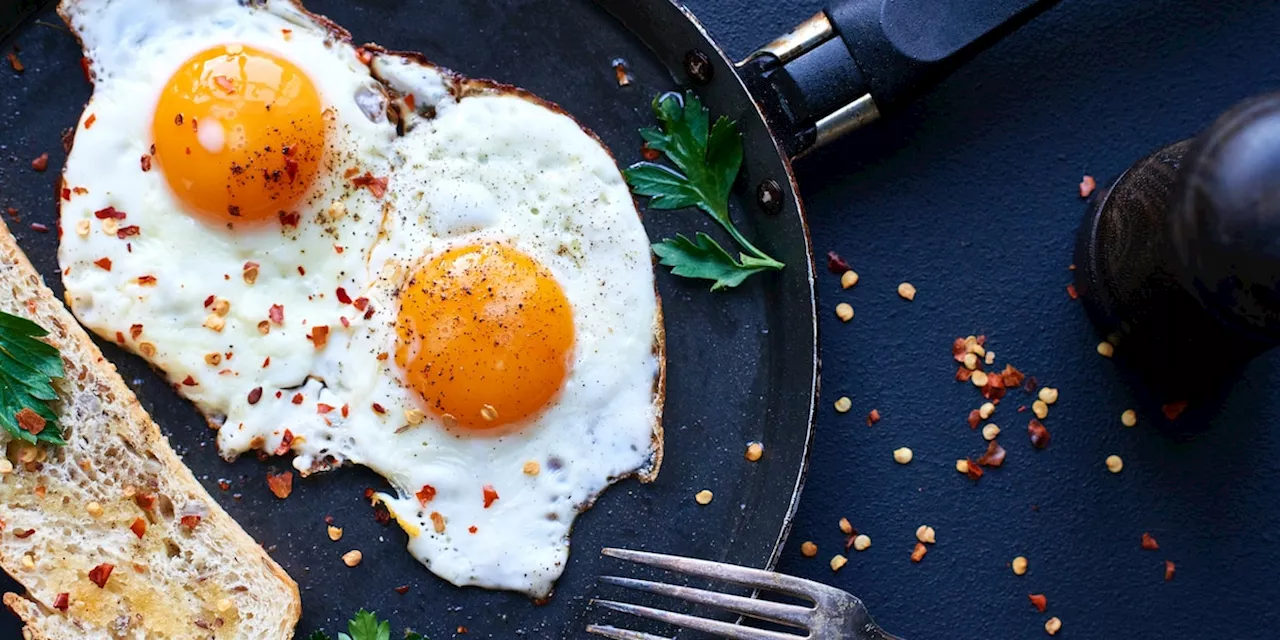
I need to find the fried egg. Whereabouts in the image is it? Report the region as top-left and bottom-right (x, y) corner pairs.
(56, 0), (663, 597)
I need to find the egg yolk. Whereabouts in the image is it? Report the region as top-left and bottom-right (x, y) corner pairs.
(151, 44), (326, 225)
(395, 244), (575, 431)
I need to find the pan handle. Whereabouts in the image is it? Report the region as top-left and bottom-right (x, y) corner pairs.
(738, 0), (1062, 158)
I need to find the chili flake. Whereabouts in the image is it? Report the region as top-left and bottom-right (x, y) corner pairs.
(482, 485), (499, 508)
(53, 592), (69, 612)
(1141, 532), (1159, 550)
(910, 542), (927, 562)
(309, 325), (329, 349)
(29, 222), (48, 233)
(130, 324), (143, 339)
(274, 430), (295, 456)
(291, 394), (304, 405)
(866, 409), (881, 426)
(267, 471), (293, 499)
(94, 206), (126, 219)
(826, 251), (851, 274)
(88, 563), (114, 588)
(351, 172), (388, 198)
(1029, 593), (1047, 612)
(30, 153), (48, 172)
(116, 225), (140, 239)
(976, 440), (1006, 467)
(1162, 401), (1188, 420)
(182, 376), (197, 386)
(7, 52), (23, 73)
(141, 154), (152, 171)
(336, 287), (352, 304)
(180, 515), (201, 529)
(1164, 560), (1176, 581)
(129, 517), (146, 538)
(269, 304), (284, 324)
(430, 511), (445, 533)
(247, 387), (263, 405)
(15, 408), (45, 435)
(93, 257), (112, 271)
(1028, 419), (1051, 449)
(416, 485), (436, 506)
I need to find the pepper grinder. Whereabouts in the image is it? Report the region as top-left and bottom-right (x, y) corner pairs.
(1075, 92), (1280, 399)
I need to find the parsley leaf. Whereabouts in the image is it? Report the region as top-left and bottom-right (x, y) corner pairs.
(308, 632), (333, 640)
(0, 311), (65, 445)
(624, 91), (783, 289)
(340, 610), (391, 640)
(404, 634), (424, 640)
(653, 233), (781, 291)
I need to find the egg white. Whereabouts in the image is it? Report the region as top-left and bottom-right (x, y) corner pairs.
(57, 0), (663, 598)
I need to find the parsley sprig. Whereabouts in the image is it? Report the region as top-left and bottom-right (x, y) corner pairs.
(0, 311), (65, 445)
(309, 610), (424, 640)
(624, 91), (784, 290)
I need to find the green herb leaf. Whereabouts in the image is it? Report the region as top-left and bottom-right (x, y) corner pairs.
(624, 91), (783, 288)
(308, 632), (333, 640)
(343, 610), (391, 640)
(404, 633), (425, 640)
(653, 233), (780, 291)
(0, 311), (65, 445)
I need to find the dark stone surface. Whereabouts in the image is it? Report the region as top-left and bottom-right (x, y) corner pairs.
(685, 0), (1280, 638)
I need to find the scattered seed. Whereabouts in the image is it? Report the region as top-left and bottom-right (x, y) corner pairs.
(342, 549), (362, 567)
(971, 370), (989, 387)
(955, 459), (971, 475)
(893, 447), (913, 464)
(852, 534), (871, 552)
(834, 396), (852, 413)
(744, 442), (764, 461)
(523, 461), (541, 476)
(1097, 341), (1115, 357)
(1038, 387), (1059, 405)
(839, 518), (853, 535)
(1105, 455), (1124, 473)
(101, 217), (119, 236)
(695, 489), (713, 505)
(1121, 409), (1137, 427)
(835, 303), (854, 322)
(985, 351), (996, 366)
(21, 554), (35, 570)
(897, 282), (916, 300)
(203, 314), (225, 332)
(1012, 556), (1028, 576)
(830, 554), (848, 571)
(327, 526), (343, 541)
(800, 541), (817, 557)
(841, 270), (859, 289)
(75, 219), (90, 237)
(916, 525), (936, 544)
(1045, 616), (1062, 635)
(982, 424), (1001, 441)
(963, 352), (978, 370)
(480, 404), (498, 422)
(1032, 400), (1049, 419)
(0, 460), (11, 474)
(979, 402), (995, 419)
(86, 501), (103, 517)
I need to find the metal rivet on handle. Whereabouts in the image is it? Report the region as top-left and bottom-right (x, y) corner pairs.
(757, 179), (783, 214)
(684, 50), (713, 85)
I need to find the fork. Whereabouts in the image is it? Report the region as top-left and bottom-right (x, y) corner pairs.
(589, 548), (903, 640)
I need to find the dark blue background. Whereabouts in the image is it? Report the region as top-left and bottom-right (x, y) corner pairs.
(683, 0), (1280, 638)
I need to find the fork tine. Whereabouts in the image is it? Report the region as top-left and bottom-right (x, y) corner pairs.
(600, 575), (811, 627)
(602, 548), (821, 598)
(585, 624), (673, 640)
(592, 599), (805, 640)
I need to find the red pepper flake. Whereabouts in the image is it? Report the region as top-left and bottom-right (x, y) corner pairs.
(202, 295), (216, 308)
(372, 403), (386, 414)
(309, 325), (329, 349)
(269, 304), (284, 324)
(1141, 532), (1159, 550)
(1162, 401), (1188, 420)
(356, 47), (373, 65)
(394, 585), (410, 595)
(135, 492), (155, 510)
(1066, 283), (1078, 300)
(88, 563), (114, 588)
(93, 257), (112, 271)
(247, 387), (263, 405)
(262, 357), (270, 367)
(1079, 175), (1097, 198)
(93, 206), (126, 220)
(60, 187), (71, 201)
(29, 223), (48, 233)
(180, 514), (201, 529)
(951, 337), (967, 362)
(317, 404), (334, 414)
(1028, 419), (1051, 449)
(1000, 364), (1025, 389)
(182, 375), (197, 386)
(15, 408), (46, 435)
(137, 275), (156, 286)
(964, 458), (984, 480)
(284, 155), (298, 182)
(982, 373), (1007, 400)
(297, 265), (306, 276)
(825, 251), (851, 274)
(910, 542), (927, 562)
(343, 166), (361, 179)
(7, 52), (23, 73)
(1023, 375), (1039, 393)
(129, 324), (143, 340)
(116, 225), (140, 239)
(336, 287), (352, 304)
(482, 485), (499, 508)
(267, 471), (293, 499)
(351, 172), (388, 199)
(373, 503), (392, 525)
(5, 207), (17, 221)
(129, 517), (146, 538)
(865, 409), (881, 426)
(340, 316), (350, 328)
(334, 245), (344, 254)
(976, 440), (1006, 467)
(1164, 560), (1176, 581)
(53, 592), (69, 612)
(79, 56), (91, 81)
(468, 526), (478, 534)
(415, 485), (436, 506)
(1028, 593), (1047, 612)
(955, 366), (974, 382)
(84, 114), (96, 129)
(277, 210), (300, 228)
(281, 28), (292, 39)
(341, 404), (350, 418)
(363, 488), (376, 501)
(140, 154), (152, 171)
(30, 153), (48, 172)
(405, 93), (416, 111)
(73, 186), (88, 195)
(640, 142), (660, 161)
(218, 479), (231, 491)
(14, 528), (35, 539)
(352, 297), (370, 311)
(291, 393), (303, 405)
(967, 409), (981, 429)
(274, 429), (295, 456)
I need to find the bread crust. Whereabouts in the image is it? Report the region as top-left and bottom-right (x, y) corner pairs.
(0, 220), (300, 639)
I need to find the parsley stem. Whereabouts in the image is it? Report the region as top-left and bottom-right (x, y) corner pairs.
(722, 219), (784, 269)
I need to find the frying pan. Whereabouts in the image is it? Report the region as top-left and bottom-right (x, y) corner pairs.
(0, 0), (1055, 637)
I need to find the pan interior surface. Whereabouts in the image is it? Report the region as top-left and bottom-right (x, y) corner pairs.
(0, 0), (816, 637)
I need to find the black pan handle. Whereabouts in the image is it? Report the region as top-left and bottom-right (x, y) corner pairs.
(739, 0), (1062, 157)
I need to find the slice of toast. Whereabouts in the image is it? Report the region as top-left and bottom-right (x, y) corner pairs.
(0, 220), (299, 639)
